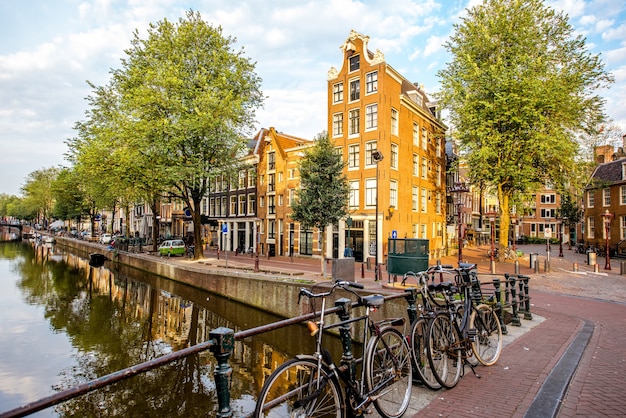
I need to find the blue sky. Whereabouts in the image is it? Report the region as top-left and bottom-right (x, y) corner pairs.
(1, 0), (625, 196)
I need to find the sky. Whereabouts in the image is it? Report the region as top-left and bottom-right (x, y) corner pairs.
(1, 0), (625, 196)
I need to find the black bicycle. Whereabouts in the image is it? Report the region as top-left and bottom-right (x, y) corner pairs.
(254, 280), (412, 417)
(425, 263), (503, 389)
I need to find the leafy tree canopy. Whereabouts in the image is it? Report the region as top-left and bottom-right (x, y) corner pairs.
(436, 0), (614, 250)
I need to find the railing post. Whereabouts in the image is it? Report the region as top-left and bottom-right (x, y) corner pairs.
(403, 288), (419, 324)
(492, 278), (507, 335)
(508, 276), (521, 326)
(522, 275), (532, 320)
(209, 327), (235, 418)
(335, 298), (354, 380)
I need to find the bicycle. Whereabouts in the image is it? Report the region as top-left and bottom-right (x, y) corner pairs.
(425, 263), (503, 389)
(401, 269), (448, 391)
(254, 280), (412, 417)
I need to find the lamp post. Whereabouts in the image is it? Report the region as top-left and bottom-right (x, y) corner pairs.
(558, 217), (564, 257)
(450, 182), (469, 266)
(603, 209), (613, 270)
(372, 150), (384, 281)
(487, 212), (497, 273)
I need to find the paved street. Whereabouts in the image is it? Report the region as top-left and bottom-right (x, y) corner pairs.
(180, 243), (626, 417)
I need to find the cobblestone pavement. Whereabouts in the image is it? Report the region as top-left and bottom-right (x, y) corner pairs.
(177, 243), (626, 417)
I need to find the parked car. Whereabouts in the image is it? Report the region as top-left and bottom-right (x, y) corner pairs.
(99, 233), (112, 245)
(158, 239), (186, 257)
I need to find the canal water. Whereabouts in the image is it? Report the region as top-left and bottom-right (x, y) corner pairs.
(0, 241), (328, 417)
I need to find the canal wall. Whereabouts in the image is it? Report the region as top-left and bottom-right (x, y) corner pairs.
(53, 237), (409, 322)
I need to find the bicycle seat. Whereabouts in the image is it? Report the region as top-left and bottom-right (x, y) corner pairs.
(362, 294), (385, 307)
(459, 262), (477, 271)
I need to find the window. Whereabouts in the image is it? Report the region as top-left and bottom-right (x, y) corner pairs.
(288, 168), (296, 179)
(247, 194), (256, 215)
(541, 208), (556, 218)
(268, 173), (276, 192)
(413, 123), (419, 147)
(421, 188), (427, 212)
(436, 192), (442, 214)
(413, 154), (419, 176)
(412, 186), (418, 211)
(436, 136), (442, 157)
(349, 54), (360, 72)
(238, 195), (246, 214)
(230, 196), (237, 215)
(587, 217), (595, 239)
(349, 79), (360, 101)
(540, 194), (556, 204)
(412, 224), (419, 238)
(420, 224), (427, 239)
(268, 151), (275, 170)
(209, 198), (215, 216)
(621, 186), (626, 205)
(288, 189), (295, 206)
(390, 180), (398, 209)
(621, 216), (626, 240)
(259, 196), (264, 207)
(278, 194), (284, 206)
(278, 172), (283, 183)
(421, 157), (427, 179)
(365, 141), (377, 166)
(238, 171), (245, 188)
(247, 170), (255, 187)
(268, 195), (275, 215)
(268, 220), (276, 239)
(436, 164), (441, 187)
(391, 108), (398, 135)
(365, 104), (378, 130)
(587, 191), (594, 208)
(348, 144), (359, 169)
(421, 128), (427, 150)
(332, 113), (343, 136)
(221, 197), (227, 215)
(349, 181), (359, 208)
(365, 178), (376, 206)
(366, 71), (378, 93)
(603, 188), (611, 206)
(333, 82), (343, 103)
(349, 109), (360, 135)
(390, 143), (398, 169)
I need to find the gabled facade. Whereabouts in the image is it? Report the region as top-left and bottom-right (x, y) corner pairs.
(328, 30), (447, 262)
(586, 154), (626, 255)
(254, 127), (314, 257)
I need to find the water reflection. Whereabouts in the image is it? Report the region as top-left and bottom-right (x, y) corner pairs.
(1, 242), (330, 417)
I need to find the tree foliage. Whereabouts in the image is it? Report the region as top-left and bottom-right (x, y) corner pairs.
(436, 0), (614, 253)
(291, 131), (349, 275)
(20, 167), (60, 224)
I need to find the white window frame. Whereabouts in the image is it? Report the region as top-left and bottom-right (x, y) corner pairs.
(349, 109), (360, 135)
(365, 71), (378, 94)
(413, 123), (419, 147)
(412, 186), (418, 211)
(349, 180), (360, 208)
(349, 78), (360, 102)
(365, 104), (378, 130)
(348, 144), (360, 170)
(390, 143), (398, 169)
(365, 141), (377, 167)
(332, 113), (343, 137)
(391, 108), (398, 135)
(603, 188), (611, 206)
(333, 82), (343, 103)
(413, 154), (418, 176)
(390, 180), (398, 209)
(365, 178), (376, 207)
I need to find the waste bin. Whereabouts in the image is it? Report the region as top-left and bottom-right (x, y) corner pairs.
(529, 253), (538, 269)
(587, 252), (596, 266)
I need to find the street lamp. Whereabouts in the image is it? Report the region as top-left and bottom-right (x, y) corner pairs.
(603, 209), (613, 270)
(450, 182), (469, 266)
(372, 150), (384, 281)
(487, 211), (497, 273)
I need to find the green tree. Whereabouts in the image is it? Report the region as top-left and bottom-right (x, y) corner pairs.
(290, 131), (350, 276)
(112, 10), (263, 257)
(21, 167), (60, 226)
(436, 0), (613, 256)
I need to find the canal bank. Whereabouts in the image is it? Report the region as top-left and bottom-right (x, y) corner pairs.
(53, 236), (411, 323)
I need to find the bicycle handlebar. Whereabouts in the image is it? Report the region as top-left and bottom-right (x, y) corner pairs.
(298, 280), (364, 304)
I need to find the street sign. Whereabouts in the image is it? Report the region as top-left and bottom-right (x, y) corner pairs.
(544, 228), (552, 238)
(391, 230), (397, 239)
(222, 224), (228, 234)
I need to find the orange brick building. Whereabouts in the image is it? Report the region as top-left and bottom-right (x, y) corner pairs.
(327, 30), (448, 262)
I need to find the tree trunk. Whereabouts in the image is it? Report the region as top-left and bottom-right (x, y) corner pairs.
(150, 199), (160, 252)
(320, 226), (326, 278)
(497, 184), (512, 261)
(191, 197), (204, 260)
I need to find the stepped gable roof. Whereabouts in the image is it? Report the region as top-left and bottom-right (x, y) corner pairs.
(589, 157), (626, 186)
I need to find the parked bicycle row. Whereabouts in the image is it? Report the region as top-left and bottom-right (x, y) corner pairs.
(252, 262), (526, 417)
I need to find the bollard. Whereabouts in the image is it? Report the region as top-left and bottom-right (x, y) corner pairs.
(508, 276), (521, 326)
(361, 262), (365, 279)
(573, 262), (578, 272)
(621, 261), (626, 275)
(254, 254), (259, 273)
(490, 260), (496, 274)
(492, 278), (507, 335)
(594, 263), (599, 273)
(534, 259), (539, 273)
(209, 327), (235, 418)
(514, 260), (520, 275)
(520, 276), (533, 320)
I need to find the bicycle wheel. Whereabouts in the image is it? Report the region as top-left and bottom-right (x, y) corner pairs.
(254, 356), (343, 418)
(427, 313), (462, 389)
(470, 304), (503, 366)
(364, 327), (412, 418)
(409, 317), (441, 390)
